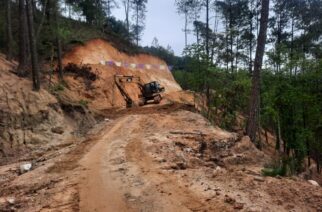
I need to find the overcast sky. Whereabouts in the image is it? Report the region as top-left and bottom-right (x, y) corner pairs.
(113, 0), (194, 56)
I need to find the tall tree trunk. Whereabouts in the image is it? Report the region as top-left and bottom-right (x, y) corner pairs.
(229, 1), (233, 73)
(107, 0), (111, 17)
(54, 2), (63, 82)
(36, 0), (48, 41)
(235, 35), (239, 71)
(6, 0), (14, 61)
(26, 0), (40, 91)
(302, 106), (310, 167)
(246, 0), (269, 143)
(136, 4), (139, 45)
(275, 115), (283, 153)
(94, 0), (98, 26)
(205, 0), (209, 60)
(124, 0), (130, 32)
(18, 0), (28, 76)
(276, 13), (281, 73)
(225, 20), (229, 72)
(230, 33), (233, 73)
(290, 14), (294, 76)
(211, 38), (215, 63)
(256, 0), (260, 37)
(184, 12), (188, 48)
(249, 0), (254, 75)
(196, 27), (200, 46)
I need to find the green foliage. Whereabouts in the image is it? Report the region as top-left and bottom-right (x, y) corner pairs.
(261, 157), (296, 177)
(79, 99), (89, 107)
(143, 45), (177, 67)
(131, 0), (148, 44)
(262, 167), (285, 177)
(260, 60), (322, 173)
(50, 83), (65, 93)
(104, 16), (134, 42)
(174, 43), (251, 131)
(174, 44), (322, 173)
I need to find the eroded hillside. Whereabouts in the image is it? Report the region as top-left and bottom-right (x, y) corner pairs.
(0, 54), (80, 163)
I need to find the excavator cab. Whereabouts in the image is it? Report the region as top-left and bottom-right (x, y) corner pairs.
(142, 81), (165, 98)
(139, 81), (165, 105)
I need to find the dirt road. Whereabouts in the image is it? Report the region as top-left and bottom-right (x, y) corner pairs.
(79, 108), (228, 212)
(1, 104), (321, 211)
(77, 105), (322, 212)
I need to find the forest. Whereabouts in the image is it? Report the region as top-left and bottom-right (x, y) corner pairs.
(0, 0), (321, 176)
(173, 0), (322, 175)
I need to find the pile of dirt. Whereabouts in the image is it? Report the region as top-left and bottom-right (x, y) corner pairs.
(130, 110), (321, 211)
(143, 113), (268, 171)
(0, 54), (77, 164)
(60, 39), (182, 110)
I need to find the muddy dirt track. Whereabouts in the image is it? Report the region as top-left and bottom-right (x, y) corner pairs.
(79, 108), (226, 212)
(77, 104), (322, 212)
(1, 103), (322, 212)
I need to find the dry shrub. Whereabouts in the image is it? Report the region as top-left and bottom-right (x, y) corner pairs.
(62, 63), (99, 90)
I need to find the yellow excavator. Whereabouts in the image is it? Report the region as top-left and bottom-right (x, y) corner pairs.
(114, 75), (165, 107)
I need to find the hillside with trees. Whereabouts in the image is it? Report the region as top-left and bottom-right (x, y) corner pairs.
(173, 0), (322, 175)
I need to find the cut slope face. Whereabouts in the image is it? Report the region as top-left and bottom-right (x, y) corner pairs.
(62, 39), (181, 110)
(0, 54), (74, 163)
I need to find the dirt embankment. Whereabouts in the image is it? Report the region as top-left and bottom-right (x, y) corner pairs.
(0, 53), (98, 164)
(0, 54), (71, 163)
(60, 39), (182, 111)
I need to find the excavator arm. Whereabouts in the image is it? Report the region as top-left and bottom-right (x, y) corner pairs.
(114, 75), (142, 107)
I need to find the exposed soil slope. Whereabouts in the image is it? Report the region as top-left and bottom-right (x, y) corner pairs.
(0, 54), (76, 163)
(61, 39), (182, 110)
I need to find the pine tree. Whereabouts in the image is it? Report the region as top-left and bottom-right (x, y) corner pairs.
(17, 0), (28, 76)
(246, 0), (270, 145)
(53, 1), (63, 82)
(175, 0), (201, 48)
(122, 0), (131, 32)
(6, 0), (14, 61)
(26, 0), (41, 91)
(131, 0), (148, 45)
